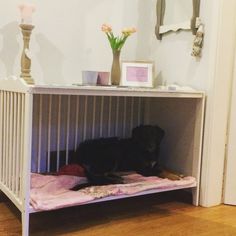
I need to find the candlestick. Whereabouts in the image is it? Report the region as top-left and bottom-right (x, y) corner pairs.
(19, 3), (35, 25)
(20, 24), (34, 84)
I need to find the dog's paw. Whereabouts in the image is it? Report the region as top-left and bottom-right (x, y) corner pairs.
(159, 170), (184, 180)
(165, 173), (182, 180)
(107, 173), (124, 184)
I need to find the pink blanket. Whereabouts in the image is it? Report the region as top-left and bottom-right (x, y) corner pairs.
(30, 173), (196, 211)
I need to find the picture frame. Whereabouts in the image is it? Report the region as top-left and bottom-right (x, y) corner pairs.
(121, 61), (154, 87)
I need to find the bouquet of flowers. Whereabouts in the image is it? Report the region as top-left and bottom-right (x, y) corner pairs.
(101, 24), (136, 51)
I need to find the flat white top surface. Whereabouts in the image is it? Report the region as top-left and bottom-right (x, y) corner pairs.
(28, 84), (205, 98)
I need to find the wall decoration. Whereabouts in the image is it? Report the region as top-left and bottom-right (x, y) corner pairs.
(155, 0), (201, 40)
(121, 61), (153, 87)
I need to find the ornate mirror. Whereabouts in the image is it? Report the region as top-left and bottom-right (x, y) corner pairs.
(155, 0), (200, 40)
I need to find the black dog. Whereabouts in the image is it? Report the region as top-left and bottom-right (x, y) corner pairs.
(72, 125), (180, 190)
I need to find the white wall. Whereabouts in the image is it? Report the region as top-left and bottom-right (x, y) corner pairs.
(0, 0), (157, 85)
(0, 0), (216, 89)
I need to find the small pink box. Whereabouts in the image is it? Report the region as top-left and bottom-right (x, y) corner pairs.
(97, 72), (110, 86)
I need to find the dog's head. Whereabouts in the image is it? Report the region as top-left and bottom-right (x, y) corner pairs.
(132, 125), (165, 153)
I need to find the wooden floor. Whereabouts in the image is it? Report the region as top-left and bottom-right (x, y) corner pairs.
(1, 191), (236, 236)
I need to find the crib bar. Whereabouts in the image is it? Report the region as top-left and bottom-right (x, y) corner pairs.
(47, 95), (52, 172)
(9, 92), (13, 190)
(122, 97), (127, 137)
(66, 96), (71, 164)
(130, 97), (134, 131)
(56, 95), (62, 171)
(5, 92), (9, 187)
(115, 97), (120, 136)
(30, 95), (145, 173)
(99, 96), (104, 137)
(21, 93), (33, 236)
(2, 92), (6, 184)
(0, 89), (31, 212)
(12, 93), (17, 194)
(74, 96), (80, 151)
(0, 91), (3, 182)
(138, 97), (142, 125)
(16, 94), (21, 197)
(20, 95), (25, 200)
(37, 95), (43, 173)
(92, 96), (96, 139)
(83, 96), (88, 141)
(108, 97), (112, 136)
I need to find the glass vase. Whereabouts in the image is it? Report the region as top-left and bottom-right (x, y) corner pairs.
(111, 50), (121, 86)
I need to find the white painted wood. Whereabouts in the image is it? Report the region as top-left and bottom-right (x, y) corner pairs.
(66, 96), (71, 165)
(6, 92), (9, 187)
(224, 47), (236, 205)
(122, 97), (127, 137)
(21, 93), (33, 236)
(9, 92), (13, 191)
(160, 20), (191, 34)
(74, 96), (80, 150)
(115, 97), (120, 136)
(16, 94), (21, 198)
(0, 91), (3, 183)
(83, 96), (88, 141)
(92, 97), (96, 139)
(30, 85), (204, 98)
(99, 97), (104, 137)
(47, 95), (52, 172)
(146, 97), (205, 206)
(200, 0), (236, 207)
(12, 93), (17, 194)
(30, 184), (197, 214)
(37, 95), (43, 173)
(56, 95), (62, 171)
(0, 78), (29, 93)
(0, 81), (205, 235)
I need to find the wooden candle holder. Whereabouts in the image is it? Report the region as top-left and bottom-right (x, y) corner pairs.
(20, 24), (34, 85)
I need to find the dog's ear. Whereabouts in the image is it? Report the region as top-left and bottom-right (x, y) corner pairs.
(132, 125), (144, 141)
(155, 126), (165, 144)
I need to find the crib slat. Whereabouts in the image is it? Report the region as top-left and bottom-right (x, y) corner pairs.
(99, 97), (104, 137)
(0, 91), (3, 182)
(12, 93), (17, 194)
(2, 92), (6, 184)
(115, 97), (120, 136)
(66, 96), (71, 164)
(47, 95), (52, 172)
(92, 96), (96, 139)
(9, 92), (13, 190)
(20, 94), (25, 199)
(37, 95), (43, 173)
(56, 95), (62, 171)
(16, 94), (21, 197)
(83, 96), (88, 141)
(122, 97), (127, 137)
(74, 96), (80, 151)
(138, 97), (142, 125)
(6, 92), (10, 187)
(108, 97), (112, 136)
(130, 97), (134, 132)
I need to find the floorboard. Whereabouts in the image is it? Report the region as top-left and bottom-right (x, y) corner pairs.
(0, 191), (236, 236)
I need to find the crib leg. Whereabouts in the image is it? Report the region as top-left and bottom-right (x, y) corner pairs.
(21, 211), (30, 236)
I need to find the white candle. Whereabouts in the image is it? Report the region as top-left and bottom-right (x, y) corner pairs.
(19, 3), (36, 25)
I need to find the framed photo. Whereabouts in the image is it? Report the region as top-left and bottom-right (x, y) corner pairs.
(121, 61), (154, 87)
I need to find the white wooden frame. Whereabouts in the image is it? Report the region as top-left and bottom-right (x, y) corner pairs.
(0, 78), (205, 235)
(121, 62), (153, 87)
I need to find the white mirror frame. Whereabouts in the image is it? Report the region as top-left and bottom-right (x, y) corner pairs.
(155, 0), (200, 40)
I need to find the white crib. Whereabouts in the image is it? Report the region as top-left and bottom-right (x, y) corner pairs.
(0, 78), (205, 236)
